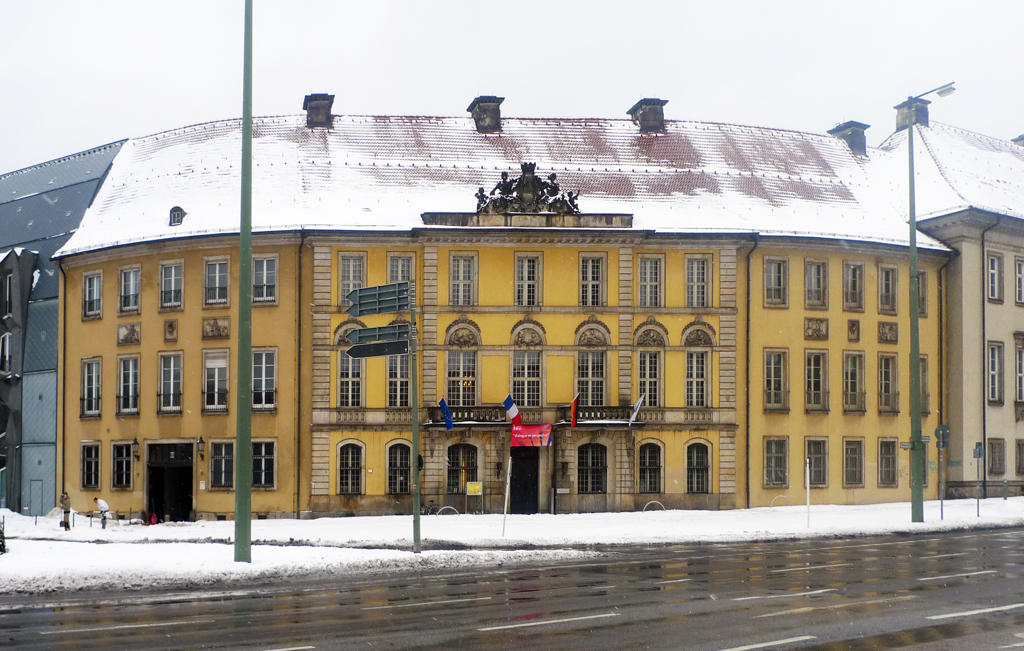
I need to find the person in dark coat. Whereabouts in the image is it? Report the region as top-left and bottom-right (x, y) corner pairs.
(60, 491), (71, 531)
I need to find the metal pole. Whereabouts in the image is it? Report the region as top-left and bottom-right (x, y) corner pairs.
(976, 455), (981, 517)
(805, 456), (810, 528)
(938, 445), (944, 520)
(233, 0), (254, 563)
(502, 454), (512, 537)
(410, 284), (421, 553)
(907, 101), (924, 523)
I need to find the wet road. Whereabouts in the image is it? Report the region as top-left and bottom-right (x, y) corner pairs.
(3, 527), (1024, 649)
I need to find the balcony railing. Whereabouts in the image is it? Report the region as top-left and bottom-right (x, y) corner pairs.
(878, 390), (900, 414)
(80, 396), (101, 418)
(252, 389), (277, 411)
(160, 289), (182, 307)
(202, 389), (229, 413)
(805, 389), (829, 412)
(253, 284), (276, 302)
(119, 293), (139, 312)
(82, 298), (101, 317)
(116, 393), (138, 416)
(205, 286), (228, 304)
(157, 391), (182, 414)
(843, 391), (866, 413)
(764, 388), (789, 412)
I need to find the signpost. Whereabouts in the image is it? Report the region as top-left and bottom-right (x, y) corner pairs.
(935, 425), (949, 520)
(345, 282), (421, 553)
(973, 441), (984, 517)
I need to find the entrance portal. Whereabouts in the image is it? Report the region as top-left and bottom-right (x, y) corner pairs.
(147, 443), (193, 522)
(509, 446), (539, 514)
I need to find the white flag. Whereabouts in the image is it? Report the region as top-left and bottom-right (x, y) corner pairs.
(628, 394), (646, 426)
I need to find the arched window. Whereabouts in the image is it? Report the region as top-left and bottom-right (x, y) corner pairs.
(575, 324), (609, 407)
(578, 443), (607, 494)
(338, 443), (363, 494)
(447, 444), (477, 494)
(635, 323), (667, 408)
(687, 443), (710, 494)
(445, 321), (480, 407)
(387, 442), (411, 494)
(638, 442), (661, 493)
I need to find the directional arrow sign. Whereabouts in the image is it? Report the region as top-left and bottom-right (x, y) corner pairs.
(346, 339), (409, 359)
(346, 282), (410, 317)
(345, 324), (411, 344)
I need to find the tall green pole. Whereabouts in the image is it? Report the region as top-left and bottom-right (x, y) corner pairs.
(234, 0), (254, 562)
(907, 100), (924, 523)
(410, 284), (421, 553)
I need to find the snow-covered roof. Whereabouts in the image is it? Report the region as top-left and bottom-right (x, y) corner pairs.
(58, 112), (1024, 258)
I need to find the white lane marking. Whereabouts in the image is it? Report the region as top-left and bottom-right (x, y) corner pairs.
(754, 595), (915, 618)
(717, 635), (816, 651)
(925, 552), (969, 559)
(589, 585), (616, 590)
(733, 588), (835, 601)
(770, 562), (852, 573)
(928, 602), (1024, 620)
(656, 578), (692, 584)
(917, 570), (997, 582)
(362, 596), (491, 610)
(479, 612), (619, 631)
(40, 618), (215, 635)
(265, 647), (315, 651)
(997, 643), (1024, 649)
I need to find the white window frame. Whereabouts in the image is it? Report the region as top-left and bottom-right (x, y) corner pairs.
(253, 255), (278, 304)
(687, 255), (712, 308)
(117, 355), (139, 415)
(638, 350), (661, 408)
(339, 252), (366, 307)
(388, 252), (414, 284)
(878, 353), (899, 412)
(576, 350), (606, 407)
(515, 253), (542, 307)
(763, 257), (788, 307)
(450, 253), (476, 307)
(637, 255), (663, 308)
(988, 252), (1004, 302)
(878, 265), (898, 314)
(204, 257), (229, 306)
(447, 349), (477, 407)
(685, 351), (709, 408)
(160, 261), (183, 309)
(804, 259), (827, 309)
(203, 349), (229, 412)
(843, 351), (865, 412)
(253, 349), (277, 410)
(988, 341), (1004, 403)
(81, 358), (101, 417)
(387, 354), (409, 408)
(764, 349), (788, 411)
(1016, 345), (1024, 403)
(159, 352), (183, 413)
(119, 266), (140, 313)
(337, 350), (363, 407)
(579, 253), (606, 307)
(511, 349), (542, 408)
(1016, 258), (1024, 305)
(843, 261), (864, 311)
(805, 350), (828, 411)
(83, 271), (102, 318)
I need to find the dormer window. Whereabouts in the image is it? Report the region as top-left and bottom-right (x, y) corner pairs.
(169, 206), (185, 227)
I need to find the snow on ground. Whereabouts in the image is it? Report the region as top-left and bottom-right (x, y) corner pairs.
(1, 497), (1022, 595)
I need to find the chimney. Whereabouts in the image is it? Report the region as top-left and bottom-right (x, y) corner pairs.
(467, 96), (504, 132)
(1012, 134), (1024, 147)
(827, 121), (871, 156)
(894, 97), (930, 132)
(302, 93), (335, 128)
(627, 98), (669, 132)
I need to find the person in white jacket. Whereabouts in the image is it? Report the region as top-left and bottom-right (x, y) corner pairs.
(93, 497), (109, 529)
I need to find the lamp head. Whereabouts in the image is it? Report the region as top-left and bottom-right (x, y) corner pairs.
(935, 83), (956, 98)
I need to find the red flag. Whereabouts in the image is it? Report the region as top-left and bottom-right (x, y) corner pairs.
(570, 393), (579, 428)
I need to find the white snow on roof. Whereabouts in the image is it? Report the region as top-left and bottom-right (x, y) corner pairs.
(56, 113), (1024, 258)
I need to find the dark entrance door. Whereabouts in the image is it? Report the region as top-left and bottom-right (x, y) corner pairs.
(148, 443), (193, 522)
(509, 446), (539, 514)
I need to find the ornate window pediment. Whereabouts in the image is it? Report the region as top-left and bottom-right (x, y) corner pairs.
(334, 318), (367, 345)
(511, 315), (546, 347)
(575, 315), (610, 347)
(634, 317), (668, 347)
(445, 315), (481, 347)
(681, 319), (716, 348)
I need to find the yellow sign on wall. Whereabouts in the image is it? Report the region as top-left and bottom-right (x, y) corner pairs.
(466, 481), (483, 496)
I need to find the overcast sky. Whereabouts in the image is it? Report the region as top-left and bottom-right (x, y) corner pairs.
(2, 0), (1023, 174)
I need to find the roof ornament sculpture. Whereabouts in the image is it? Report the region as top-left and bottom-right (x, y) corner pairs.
(475, 162), (580, 215)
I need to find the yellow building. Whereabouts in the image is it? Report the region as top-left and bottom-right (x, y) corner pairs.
(58, 233), (302, 520)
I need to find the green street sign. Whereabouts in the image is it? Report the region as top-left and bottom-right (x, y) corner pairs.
(935, 425), (950, 448)
(346, 282), (410, 316)
(345, 324), (411, 344)
(346, 339), (409, 359)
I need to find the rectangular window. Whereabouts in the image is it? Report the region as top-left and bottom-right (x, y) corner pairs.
(515, 254), (541, 307)
(203, 350), (228, 412)
(804, 260), (827, 308)
(1017, 440), (1024, 475)
(117, 356), (139, 415)
(879, 439), (898, 487)
(160, 262), (183, 308)
(685, 351), (708, 408)
(687, 255), (711, 308)
(447, 350), (476, 407)
(450, 254), (475, 306)
(83, 272), (102, 317)
(805, 350), (828, 411)
(119, 267), (139, 313)
(81, 443), (99, 489)
(253, 350), (276, 410)
(579, 254), (604, 307)
(878, 354), (899, 413)
(764, 438), (788, 486)
(1018, 346), (1024, 403)
(253, 256), (277, 303)
(204, 259), (229, 305)
(0, 332), (11, 374)
(843, 352), (865, 412)
(578, 444), (607, 494)
(81, 359), (101, 416)
(2, 273), (11, 316)
(763, 258), (787, 306)
(252, 441), (275, 488)
(988, 342), (1004, 403)
(843, 262), (864, 310)
(638, 350), (661, 408)
(764, 350), (788, 410)
(337, 352), (361, 407)
(878, 265), (898, 314)
(159, 352), (182, 413)
(638, 256), (662, 308)
(1016, 259), (1024, 304)
(988, 253), (1004, 302)
(989, 438), (1006, 475)
(112, 443), (132, 489)
(211, 442), (234, 488)
(387, 444), (411, 494)
(843, 439), (864, 486)
(339, 254), (365, 306)
(576, 350), (605, 407)
(511, 350), (542, 407)
(807, 439), (827, 487)
(388, 254), (413, 284)
(387, 354), (409, 408)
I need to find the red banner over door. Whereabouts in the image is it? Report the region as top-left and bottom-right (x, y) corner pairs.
(510, 423), (552, 446)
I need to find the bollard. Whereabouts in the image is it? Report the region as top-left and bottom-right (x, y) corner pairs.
(1004, 479), (1008, 500)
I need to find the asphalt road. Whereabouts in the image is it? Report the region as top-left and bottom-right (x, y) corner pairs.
(3, 527), (1024, 649)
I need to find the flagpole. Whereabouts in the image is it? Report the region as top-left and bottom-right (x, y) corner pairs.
(501, 453), (512, 536)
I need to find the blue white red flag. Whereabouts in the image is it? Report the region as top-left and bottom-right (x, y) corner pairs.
(438, 398), (454, 430)
(503, 394), (522, 426)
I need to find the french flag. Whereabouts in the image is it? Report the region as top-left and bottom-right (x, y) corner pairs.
(503, 394), (522, 426)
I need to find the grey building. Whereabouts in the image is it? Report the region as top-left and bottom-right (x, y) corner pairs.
(0, 141), (123, 513)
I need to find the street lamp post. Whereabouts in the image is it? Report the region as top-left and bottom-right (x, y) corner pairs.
(900, 82), (954, 523)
